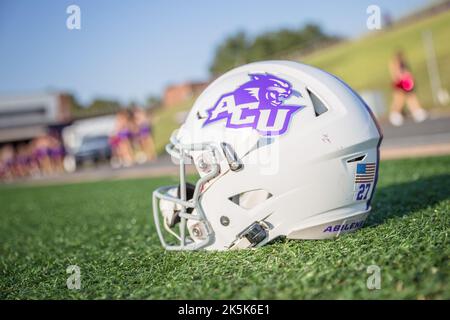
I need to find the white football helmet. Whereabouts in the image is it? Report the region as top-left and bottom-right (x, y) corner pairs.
(152, 60), (382, 251)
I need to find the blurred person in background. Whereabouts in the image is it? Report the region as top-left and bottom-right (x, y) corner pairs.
(132, 107), (156, 163)
(32, 136), (52, 175)
(0, 144), (15, 181)
(24, 142), (40, 177)
(113, 110), (134, 167)
(126, 109), (142, 163)
(389, 50), (428, 126)
(15, 144), (31, 178)
(0, 152), (6, 181)
(109, 133), (121, 168)
(0, 135), (65, 182)
(48, 135), (65, 174)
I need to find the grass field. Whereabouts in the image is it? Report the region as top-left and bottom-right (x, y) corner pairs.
(0, 155), (449, 299)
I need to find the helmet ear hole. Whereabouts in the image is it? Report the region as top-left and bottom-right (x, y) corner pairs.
(229, 189), (272, 210)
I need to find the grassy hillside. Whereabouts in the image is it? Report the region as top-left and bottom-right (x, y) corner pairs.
(151, 98), (195, 154)
(152, 11), (450, 155)
(302, 10), (450, 110)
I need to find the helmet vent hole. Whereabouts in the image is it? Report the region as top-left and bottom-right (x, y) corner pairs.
(229, 189), (272, 210)
(347, 154), (366, 163)
(307, 88), (328, 117)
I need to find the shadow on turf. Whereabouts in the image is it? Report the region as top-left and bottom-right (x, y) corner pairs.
(365, 174), (450, 226)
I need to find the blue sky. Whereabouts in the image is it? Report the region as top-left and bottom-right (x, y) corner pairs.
(0, 0), (427, 105)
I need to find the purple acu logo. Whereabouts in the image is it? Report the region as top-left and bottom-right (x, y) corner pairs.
(203, 73), (304, 136)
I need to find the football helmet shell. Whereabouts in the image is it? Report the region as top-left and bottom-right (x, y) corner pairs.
(152, 60), (382, 250)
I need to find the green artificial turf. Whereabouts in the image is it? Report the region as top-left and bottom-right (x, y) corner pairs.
(0, 156), (449, 299)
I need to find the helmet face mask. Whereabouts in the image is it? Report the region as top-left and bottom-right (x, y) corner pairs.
(152, 139), (222, 250)
(152, 60), (382, 251)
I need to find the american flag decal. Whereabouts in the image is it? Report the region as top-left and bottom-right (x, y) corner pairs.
(355, 163), (376, 183)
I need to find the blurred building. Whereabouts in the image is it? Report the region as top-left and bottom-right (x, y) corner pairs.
(163, 81), (208, 107)
(0, 92), (73, 144)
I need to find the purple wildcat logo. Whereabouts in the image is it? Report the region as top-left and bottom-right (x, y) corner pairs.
(203, 73), (304, 135)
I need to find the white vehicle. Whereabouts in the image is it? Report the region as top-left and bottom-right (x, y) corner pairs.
(152, 61), (382, 250)
(62, 115), (116, 172)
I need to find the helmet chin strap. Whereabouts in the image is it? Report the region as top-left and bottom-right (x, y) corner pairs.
(229, 221), (269, 250)
(229, 237), (253, 250)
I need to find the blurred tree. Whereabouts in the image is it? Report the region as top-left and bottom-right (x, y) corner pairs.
(88, 99), (121, 113)
(66, 93), (83, 112)
(209, 24), (341, 76)
(146, 95), (162, 109)
(71, 98), (122, 119)
(209, 31), (251, 76)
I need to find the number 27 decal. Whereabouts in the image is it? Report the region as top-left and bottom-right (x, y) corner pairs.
(356, 183), (371, 201)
